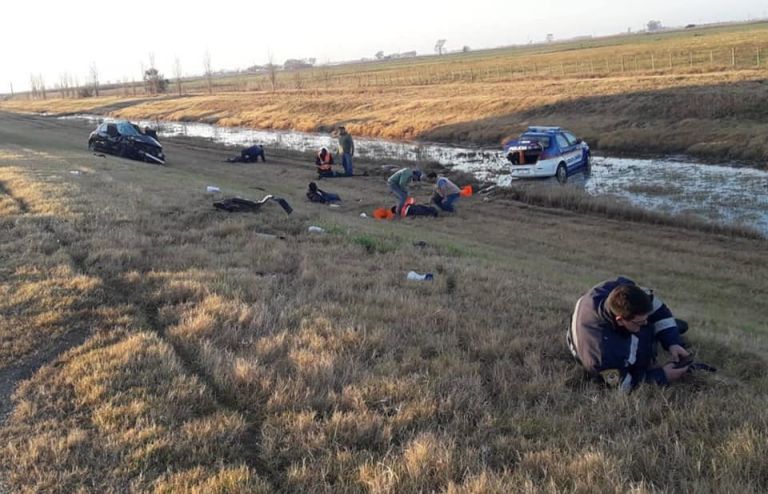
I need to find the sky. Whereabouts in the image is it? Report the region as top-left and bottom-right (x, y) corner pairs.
(2, 0), (766, 93)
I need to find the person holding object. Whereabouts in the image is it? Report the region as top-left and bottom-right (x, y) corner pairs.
(426, 172), (461, 212)
(567, 276), (691, 391)
(387, 168), (422, 217)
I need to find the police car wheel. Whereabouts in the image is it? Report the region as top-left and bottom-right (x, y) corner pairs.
(556, 163), (568, 184)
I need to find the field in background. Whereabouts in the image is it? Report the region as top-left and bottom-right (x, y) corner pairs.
(2, 22), (768, 165)
(1, 114), (767, 492)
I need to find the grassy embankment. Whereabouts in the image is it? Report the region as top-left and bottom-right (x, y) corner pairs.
(1, 118), (767, 492)
(2, 22), (768, 166)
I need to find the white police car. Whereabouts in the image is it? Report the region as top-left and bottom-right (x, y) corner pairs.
(503, 126), (590, 183)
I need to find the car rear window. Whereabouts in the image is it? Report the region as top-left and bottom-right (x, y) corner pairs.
(520, 134), (551, 148)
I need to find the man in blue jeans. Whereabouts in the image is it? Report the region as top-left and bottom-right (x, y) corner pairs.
(427, 172), (461, 212)
(387, 168), (422, 217)
(336, 127), (355, 176)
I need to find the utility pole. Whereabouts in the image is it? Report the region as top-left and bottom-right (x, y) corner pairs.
(9, 82), (13, 96)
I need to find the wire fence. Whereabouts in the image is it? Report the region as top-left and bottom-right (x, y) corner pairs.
(23, 45), (768, 99)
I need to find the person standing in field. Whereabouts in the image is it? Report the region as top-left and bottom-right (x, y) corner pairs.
(426, 172), (461, 212)
(567, 276), (691, 392)
(387, 167), (422, 217)
(336, 126), (355, 176)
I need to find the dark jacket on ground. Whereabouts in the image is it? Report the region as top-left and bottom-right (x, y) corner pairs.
(568, 276), (682, 390)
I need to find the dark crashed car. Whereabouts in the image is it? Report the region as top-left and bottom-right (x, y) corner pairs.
(88, 120), (165, 164)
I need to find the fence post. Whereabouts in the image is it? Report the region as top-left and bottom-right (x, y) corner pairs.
(757, 47), (761, 67)
(651, 53), (655, 70)
(668, 51), (672, 69)
(732, 47), (736, 67)
(710, 50), (714, 65)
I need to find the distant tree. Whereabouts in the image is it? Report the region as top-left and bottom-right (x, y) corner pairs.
(29, 74), (37, 100)
(647, 20), (662, 32)
(462, 45), (471, 53)
(143, 68), (168, 94)
(284, 59), (313, 70)
(375, 50), (384, 60)
(90, 63), (99, 97)
(173, 57), (183, 96)
(434, 39), (446, 56)
(266, 51), (278, 92)
(546, 33), (554, 43)
(203, 50), (213, 94)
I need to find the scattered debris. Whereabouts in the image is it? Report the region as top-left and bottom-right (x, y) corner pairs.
(413, 240), (428, 248)
(308, 226), (325, 233)
(213, 195), (293, 215)
(406, 271), (434, 281)
(206, 185), (221, 193)
(69, 170), (82, 176)
(360, 212), (368, 218)
(255, 232), (287, 241)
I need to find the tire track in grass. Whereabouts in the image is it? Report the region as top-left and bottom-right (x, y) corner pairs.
(0, 169), (277, 490)
(138, 297), (279, 488)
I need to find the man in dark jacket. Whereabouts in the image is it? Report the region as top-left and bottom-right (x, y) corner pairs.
(567, 276), (691, 391)
(226, 145), (265, 163)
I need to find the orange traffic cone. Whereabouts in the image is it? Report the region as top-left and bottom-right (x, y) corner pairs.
(460, 185), (473, 197)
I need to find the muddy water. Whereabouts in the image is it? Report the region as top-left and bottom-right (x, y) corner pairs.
(64, 114), (768, 236)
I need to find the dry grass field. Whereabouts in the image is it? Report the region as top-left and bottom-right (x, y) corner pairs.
(2, 22), (768, 166)
(0, 113), (767, 492)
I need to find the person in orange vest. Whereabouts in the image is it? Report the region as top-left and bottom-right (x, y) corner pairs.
(315, 147), (336, 178)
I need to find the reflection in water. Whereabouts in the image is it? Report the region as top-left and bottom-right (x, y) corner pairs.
(64, 114), (768, 236)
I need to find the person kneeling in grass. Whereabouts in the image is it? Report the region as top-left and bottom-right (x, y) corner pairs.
(427, 172), (461, 212)
(567, 276), (691, 392)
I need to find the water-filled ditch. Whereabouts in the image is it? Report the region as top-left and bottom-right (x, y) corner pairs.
(63, 114), (768, 236)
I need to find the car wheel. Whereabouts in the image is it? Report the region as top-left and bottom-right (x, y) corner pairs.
(117, 143), (130, 158)
(584, 153), (592, 177)
(556, 163), (568, 184)
(88, 140), (96, 151)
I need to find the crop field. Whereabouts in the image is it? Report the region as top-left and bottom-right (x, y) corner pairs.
(0, 113), (767, 492)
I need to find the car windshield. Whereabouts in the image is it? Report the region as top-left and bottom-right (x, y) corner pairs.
(520, 134), (551, 148)
(116, 122), (141, 136)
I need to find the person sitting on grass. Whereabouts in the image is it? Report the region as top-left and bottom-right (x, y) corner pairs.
(306, 182), (341, 203)
(427, 172), (461, 212)
(387, 167), (422, 217)
(567, 276), (691, 392)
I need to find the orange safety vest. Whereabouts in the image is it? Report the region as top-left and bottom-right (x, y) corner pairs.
(316, 149), (334, 171)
